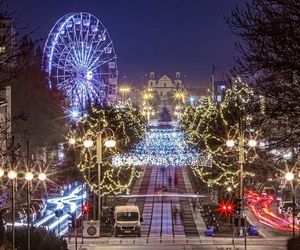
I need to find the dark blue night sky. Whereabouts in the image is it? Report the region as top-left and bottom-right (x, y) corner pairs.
(10, 0), (242, 87)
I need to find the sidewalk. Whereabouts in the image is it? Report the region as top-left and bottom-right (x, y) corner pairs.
(180, 167), (207, 237)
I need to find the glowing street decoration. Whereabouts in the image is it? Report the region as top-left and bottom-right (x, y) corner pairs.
(43, 12), (118, 109)
(112, 127), (207, 167)
(34, 186), (86, 228)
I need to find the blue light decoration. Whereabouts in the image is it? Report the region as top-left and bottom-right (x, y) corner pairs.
(43, 12), (118, 110)
(70, 109), (79, 120)
(112, 126), (207, 167)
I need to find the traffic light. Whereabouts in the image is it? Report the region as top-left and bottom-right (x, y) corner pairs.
(218, 201), (234, 215)
(233, 198), (243, 215)
(83, 204), (90, 214)
(67, 212), (76, 228)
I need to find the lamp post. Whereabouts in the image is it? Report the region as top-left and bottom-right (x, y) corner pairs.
(285, 172), (296, 238)
(119, 86), (131, 103)
(142, 105), (154, 121)
(25, 171), (33, 250)
(7, 169), (17, 250)
(83, 128), (116, 238)
(0, 163), (47, 250)
(24, 170), (47, 250)
(141, 88), (154, 122)
(226, 125), (257, 249)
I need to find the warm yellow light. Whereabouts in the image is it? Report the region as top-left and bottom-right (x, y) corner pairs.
(227, 187), (232, 192)
(226, 139), (235, 148)
(25, 172), (34, 181)
(285, 172), (294, 181)
(0, 167), (4, 177)
(68, 137), (76, 145)
(119, 86), (130, 92)
(83, 139), (93, 148)
(8, 169), (17, 180)
(104, 138), (116, 148)
(38, 173), (47, 181)
(248, 139), (257, 147)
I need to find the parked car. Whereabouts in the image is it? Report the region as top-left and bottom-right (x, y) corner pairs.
(248, 225), (259, 236)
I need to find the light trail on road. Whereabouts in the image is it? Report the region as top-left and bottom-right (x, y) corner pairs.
(246, 191), (299, 232)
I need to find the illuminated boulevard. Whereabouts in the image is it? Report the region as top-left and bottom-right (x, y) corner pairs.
(66, 125), (289, 250)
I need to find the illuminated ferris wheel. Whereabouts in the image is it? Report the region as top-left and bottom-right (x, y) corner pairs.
(43, 12), (118, 110)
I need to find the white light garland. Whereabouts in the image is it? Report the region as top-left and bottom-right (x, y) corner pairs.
(113, 127), (207, 167)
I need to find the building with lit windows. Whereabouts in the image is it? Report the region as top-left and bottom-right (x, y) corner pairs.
(0, 86), (11, 153)
(147, 72), (184, 110)
(212, 80), (228, 105)
(0, 18), (14, 58)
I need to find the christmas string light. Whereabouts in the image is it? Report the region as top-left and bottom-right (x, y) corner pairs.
(112, 127), (207, 167)
(67, 103), (146, 195)
(181, 82), (259, 188)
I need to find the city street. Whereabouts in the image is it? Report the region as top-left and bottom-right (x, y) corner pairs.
(2, 1), (300, 249)
(67, 236), (288, 250)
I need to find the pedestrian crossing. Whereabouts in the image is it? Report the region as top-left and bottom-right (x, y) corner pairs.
(127, 166), (199, 238)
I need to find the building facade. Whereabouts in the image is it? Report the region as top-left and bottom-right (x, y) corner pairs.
(0, 18), (14, 65)
(211, 80), (228, 105)
(147, 72), (184, 109)
(0, 86), (11, 153)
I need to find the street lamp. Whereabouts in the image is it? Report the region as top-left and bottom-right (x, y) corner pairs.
(38, 172), (47, 181)
(226, 131), (257, 201)
(104, 138), (117, 148)
(285, 172), (294, 182)
(95, 128), (116, 237)
(226, 139), (235, 148)
(83, 138), (93, 148)
(226, 125), (257, 248)
(142, 105), (154, 121)
(119, 86), (131, 103)
(70, 127), (116, 237)
(68, 137), (76, 145)
(8, 169), (17, 179)
(24, 167), (47, 250)
(285, 171), (296, 238)
(7, 169), (17, 250)
(25, 171), (34, 181)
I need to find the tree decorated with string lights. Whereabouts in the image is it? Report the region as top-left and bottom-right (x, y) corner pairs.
(67, 103), (146, 195)
(181, 79), (269, 188)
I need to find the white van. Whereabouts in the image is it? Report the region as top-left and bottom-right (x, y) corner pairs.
(114, 205), (142, 237)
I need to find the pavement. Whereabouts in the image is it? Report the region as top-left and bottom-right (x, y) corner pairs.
(67, 236), (288, 250)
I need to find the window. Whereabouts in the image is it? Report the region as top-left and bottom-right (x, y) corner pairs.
(117, 212), (139, 221)
(164, 82), (166, 88)
(160, 92), (163, 97)
(217, 95), (222, 102)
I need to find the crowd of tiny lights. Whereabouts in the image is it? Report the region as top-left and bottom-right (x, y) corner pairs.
(112, 127), (207, 167)
(181, 81), (258, 188)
